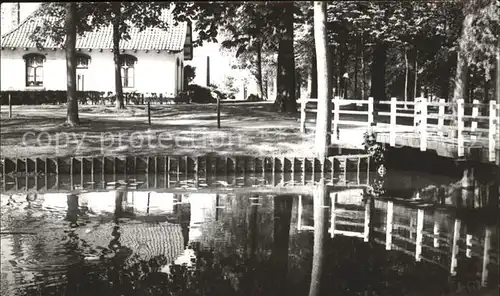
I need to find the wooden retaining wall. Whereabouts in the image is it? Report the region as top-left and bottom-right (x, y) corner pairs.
(0, 154), (371, 176)
(0, 154), (372, 194)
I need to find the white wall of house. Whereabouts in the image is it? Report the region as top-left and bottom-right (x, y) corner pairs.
(0, 48), (185, 96)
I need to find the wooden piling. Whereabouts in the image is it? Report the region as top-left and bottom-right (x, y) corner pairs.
(363, 198), (371, 242)
(481, 227), (492, 287)
(450, 219), (461, 276)
(386, 201), (394, 250)
(415, 208), (424, 262)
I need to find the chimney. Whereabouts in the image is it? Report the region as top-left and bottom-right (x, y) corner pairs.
(13, 3), (20, 27)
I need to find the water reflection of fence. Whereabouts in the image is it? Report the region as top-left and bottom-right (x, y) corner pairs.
(297, 193), (499, 287)
(0, 155), (372, 193)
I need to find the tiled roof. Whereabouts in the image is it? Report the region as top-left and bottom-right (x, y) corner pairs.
(1, 10), (187, 51)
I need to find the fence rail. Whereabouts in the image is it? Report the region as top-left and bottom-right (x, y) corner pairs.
(300, 96), (500, 163)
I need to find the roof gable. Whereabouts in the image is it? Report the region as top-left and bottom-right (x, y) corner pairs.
(1, 9), (187, 51)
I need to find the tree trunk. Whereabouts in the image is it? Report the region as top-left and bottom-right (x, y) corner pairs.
(483, 72), (489, 104)
(273, 3), (296, 113)
(308, 180), (328, 296)
(404, 46), (409, 104)
(256, 40), (265, 99)
(354, 40), (359, 100)
(329, 45), (336, 96)
(370, 42), (387, 103)
(361, 35), (366, 100)
(449, 12), (473, 137)
(314, 1), (332, 158)
(310, 40), (318, 98)
(413, 49), (419, 100)
(65, 2), (79, 126)
(497, 35), (500, 107)
(340, 41), (348, 99)
(112, 2), (125, 110)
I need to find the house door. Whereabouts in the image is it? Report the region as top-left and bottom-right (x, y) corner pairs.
(77, 70), (85, 91)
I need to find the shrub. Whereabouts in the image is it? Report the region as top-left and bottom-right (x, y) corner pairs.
(185, 84), (218, 104)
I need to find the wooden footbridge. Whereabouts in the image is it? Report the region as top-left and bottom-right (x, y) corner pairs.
(301, 97), (500, 164)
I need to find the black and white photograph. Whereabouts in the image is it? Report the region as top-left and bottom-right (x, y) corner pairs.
(0, 1), (499, 296)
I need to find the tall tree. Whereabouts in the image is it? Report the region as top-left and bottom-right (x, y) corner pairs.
(111, 2), (125, 109)
(450, 0), (499, 135)
(65, 2), (79, 126)
(314, 1), (332, 158)
(274, 2), (297, 112)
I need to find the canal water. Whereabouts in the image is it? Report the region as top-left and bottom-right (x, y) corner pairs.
(0, 173), (498, 296)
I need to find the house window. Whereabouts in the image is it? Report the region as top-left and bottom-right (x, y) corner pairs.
(24, 54), (45, 87)
(76, 54), (90, 91)
(120, 55), (136, 88)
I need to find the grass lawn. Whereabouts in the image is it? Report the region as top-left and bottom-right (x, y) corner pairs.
(0, 101), (324, 159)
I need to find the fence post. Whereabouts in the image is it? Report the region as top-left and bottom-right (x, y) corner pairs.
(390, 97), (397, 147)
(420, 97), (428, 151)
(415, 209), (424, 262)
(300, 98), (307, 133)
(368, 97), (374, 126)
(8, 93), (12, 118)
(450, 219), (461, 276)
(331, 193), (337, 238)
(471, 99), (479, 141)
(414, 97), (421, 127)
(481, 227), (492, 287)
(437, 98), (445, 137)
(386, 201), (393, 250)
(489, 100), (497, 162)
(333, 97), (340, 140)
(457, 99), (465, 157)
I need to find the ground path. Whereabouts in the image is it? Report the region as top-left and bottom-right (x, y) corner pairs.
(1, 101), (359, 159)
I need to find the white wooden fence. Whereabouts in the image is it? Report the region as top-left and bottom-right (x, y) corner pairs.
(300, 97), (500, 162)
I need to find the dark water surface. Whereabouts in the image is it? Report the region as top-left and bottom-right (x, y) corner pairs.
(0, 174), (498, 296)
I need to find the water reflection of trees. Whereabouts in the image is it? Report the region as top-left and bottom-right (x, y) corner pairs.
(6, 184), (498, 296)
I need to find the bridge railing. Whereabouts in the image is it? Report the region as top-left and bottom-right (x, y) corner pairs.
(300, 97), (500, 162)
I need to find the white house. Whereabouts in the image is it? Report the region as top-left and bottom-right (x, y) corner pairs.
(0, 8), (193, 98)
